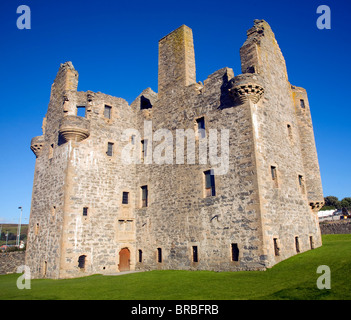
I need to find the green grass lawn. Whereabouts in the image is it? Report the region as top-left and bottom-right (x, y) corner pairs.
(0, 234), (350, 300)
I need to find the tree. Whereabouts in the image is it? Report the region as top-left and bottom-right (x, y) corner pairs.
(324, 196), (340, 209)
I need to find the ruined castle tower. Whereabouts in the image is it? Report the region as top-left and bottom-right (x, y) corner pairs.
(27, 20), (324, 279)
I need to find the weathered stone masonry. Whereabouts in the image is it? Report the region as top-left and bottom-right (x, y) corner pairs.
(27, 20), (324, 278)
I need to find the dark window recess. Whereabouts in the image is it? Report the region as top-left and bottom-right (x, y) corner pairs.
(76, 106), (86, 117)
(192, 246), (198, 263)
(300, 99), (305, 109)
(273, 238), (280, 256)
(196, 117), (206, 138)
(138, 250), (143, 263)
(231, 243), (239, 262)
(78, 255), (86, 269)
(83, 207), (88, 216)
(295, 236), (300, 253)
(104, 105), (112, 119)
(141, 185), (148, 207)
(107, 142), (114, 156)
(204, 170), (216, 197)
(298, 175), (303, 186)
(122, 192), (129, 204)
(140, 96), (152, 110)
(141, 139), (148, 159)
(157, 248), (162, 263)
(271, 166), (277, 180)
(310, 236), (314, 250)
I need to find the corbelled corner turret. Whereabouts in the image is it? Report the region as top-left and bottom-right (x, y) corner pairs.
(27, 20), (324, 279)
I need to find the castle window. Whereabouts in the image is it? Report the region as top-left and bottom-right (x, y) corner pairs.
(192, 246), (198, 263)
(141, 139), (148, 161)
(273, 238), (280, 256)
(122, 192), (129, 204)
(104, 105), (112, 119)
(287, 124), (293, 141)
(157, 248), (162, 263)
(300, 99), (305, 109)
(295, 236), (300, 253)
(231, 243), (239, 262)
(138, 250), (143, 263)
(78, 255), (86, 269)
(35, 223), (39, 236)
(204, 170), (216, 197)
(106, 142), (114, 156)
(141, 185), (148, 207)
(271, 166), (278, 188)
(76, 106), (86, 117)
(310, 236), (314, 250)
(196, 117), (206, 138)
(140, 96), (152, 110)
(83, 207), (88, 216)
(49, 144), (54, 160)
(298, 175), (305, 193)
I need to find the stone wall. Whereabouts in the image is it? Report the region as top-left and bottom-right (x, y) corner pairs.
(320, 220), (351, 235)
(0, 251), (26, 274)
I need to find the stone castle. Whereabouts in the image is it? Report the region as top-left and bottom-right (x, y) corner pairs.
(27, 20), (324, 279)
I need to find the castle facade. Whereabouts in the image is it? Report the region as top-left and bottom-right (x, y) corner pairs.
(26, 20), (324, 279)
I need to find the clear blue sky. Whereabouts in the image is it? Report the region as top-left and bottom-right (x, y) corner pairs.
(0, 0), (350, 224)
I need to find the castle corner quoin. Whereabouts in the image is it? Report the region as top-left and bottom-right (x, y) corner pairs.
(26, 20), (324, 279)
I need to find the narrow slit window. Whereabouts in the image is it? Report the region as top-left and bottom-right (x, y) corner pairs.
(273, 238), (280, 256)
(83, 207), (88, 216)
(204, 170), (216, 197)
(295, 236), (300, 253)
(287, 124), (293, 140)
(271, 166), (277, 180)
(138, 250), (143, 263)
(104, 105), (112, 119)
(141, 185), (148, 207)
(122, 192), (129, 204)
(35, 223), (40, 236)
(141, 139), (148, 160)
(196, 117), (206, 138)
(310, 236), (314, 250)
(300, 99), (305, 109)
(298, 175), (305, 193)
(49, 144), (54, 160)
(192, 246), (198, 263)
(106, 142), (114, 156)
(231, 243), (239, 262)
(157, 248), (162, 263)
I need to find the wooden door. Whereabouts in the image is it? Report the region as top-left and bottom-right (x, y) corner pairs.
(119, 248), (130, 272)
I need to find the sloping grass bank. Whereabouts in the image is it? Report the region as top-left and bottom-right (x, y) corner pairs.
(0, 234), (350, 300)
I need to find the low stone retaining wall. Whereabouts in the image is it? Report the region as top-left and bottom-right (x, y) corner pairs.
(0, 251), (26, 274)
(320, 220), (351, 235)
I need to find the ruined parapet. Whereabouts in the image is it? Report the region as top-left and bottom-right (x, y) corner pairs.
(158, 25), (196, 98)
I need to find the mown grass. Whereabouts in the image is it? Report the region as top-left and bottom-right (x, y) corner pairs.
(0, 234), (350, 300)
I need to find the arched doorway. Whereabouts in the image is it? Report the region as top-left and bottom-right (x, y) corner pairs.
(118, 248), (130, 272)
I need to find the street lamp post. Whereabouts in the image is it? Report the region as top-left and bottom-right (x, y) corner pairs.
(17, 206), (23, 247)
